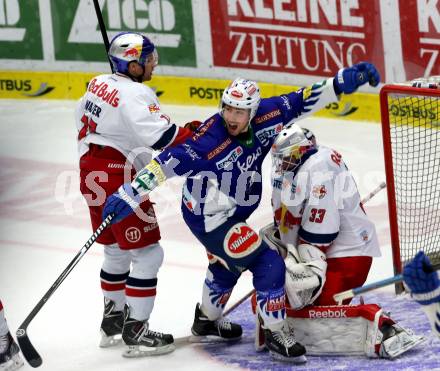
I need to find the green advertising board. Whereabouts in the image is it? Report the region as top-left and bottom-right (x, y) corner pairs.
(0, 0), (43, 59)
(51, 0), (196, 66)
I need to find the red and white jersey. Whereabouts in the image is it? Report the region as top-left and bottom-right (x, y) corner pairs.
(272, 145), (381, 258)
(75, 73), (178, 171)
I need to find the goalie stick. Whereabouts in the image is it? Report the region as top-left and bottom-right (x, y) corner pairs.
(16, 215), (113, 368)
(174, 182), (387, 347)
(333, 261), (440, 304)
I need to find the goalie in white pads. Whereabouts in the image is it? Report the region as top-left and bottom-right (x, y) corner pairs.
(253, 124), (425, 358)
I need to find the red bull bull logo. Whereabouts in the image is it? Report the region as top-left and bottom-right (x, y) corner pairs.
(123, 46), (141, 58)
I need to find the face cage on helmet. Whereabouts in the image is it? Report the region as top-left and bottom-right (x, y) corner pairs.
(272, 144), (312, 175)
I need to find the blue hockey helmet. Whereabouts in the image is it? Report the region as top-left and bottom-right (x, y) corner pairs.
(108, 32), (158, 75)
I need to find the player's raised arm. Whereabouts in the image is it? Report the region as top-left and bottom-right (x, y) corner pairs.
(269, 62), (381, 125)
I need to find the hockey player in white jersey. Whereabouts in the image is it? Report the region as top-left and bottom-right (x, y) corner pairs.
(254, 124), (425, 358)
(404, 251), (440, 337)
(0, 300), (23, 371)
(75, 32), (194, 357)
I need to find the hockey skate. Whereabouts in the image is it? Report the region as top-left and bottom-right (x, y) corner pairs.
(262, 319), (306, 363)
(378, 322), (425, 359)
(0, 332), (23, 371)
(190, 303), (242, 343)
(99, 298), (124, 348)
(122, 306), (175, 357)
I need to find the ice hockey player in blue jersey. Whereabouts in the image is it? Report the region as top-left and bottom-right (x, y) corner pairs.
(403, 251), (440, 337)
(102, 62), (380, 362)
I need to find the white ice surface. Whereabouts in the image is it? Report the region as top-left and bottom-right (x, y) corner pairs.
(0, 100), (396, 370)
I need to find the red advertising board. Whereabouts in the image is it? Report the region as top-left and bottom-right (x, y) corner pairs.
(399, 0), (440, 80)
(209, 0), (385, 78)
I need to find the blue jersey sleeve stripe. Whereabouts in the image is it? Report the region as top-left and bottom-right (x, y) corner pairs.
(298, 226), (338, 244)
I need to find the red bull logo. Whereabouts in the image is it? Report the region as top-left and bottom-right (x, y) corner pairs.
(123, 46), (140, 58)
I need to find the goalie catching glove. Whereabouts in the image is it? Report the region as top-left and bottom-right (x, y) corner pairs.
(103, 160), (166, 224)
(285, 243), (327, 309)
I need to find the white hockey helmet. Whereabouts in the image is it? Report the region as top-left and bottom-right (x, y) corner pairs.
(271, 123), (315, 174)
(220, 78), (261, 121)
(108, 32), (158, 75)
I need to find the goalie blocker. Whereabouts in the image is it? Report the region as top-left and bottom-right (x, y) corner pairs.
(252, 301), (425, 358)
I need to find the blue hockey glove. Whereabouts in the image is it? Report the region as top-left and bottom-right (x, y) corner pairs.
(333, 62), (380, 95)
(403, 251), (440, 305)
(103, 183), (141, 224)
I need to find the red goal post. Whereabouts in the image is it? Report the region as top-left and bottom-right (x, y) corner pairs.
(380, 81), (440, 293)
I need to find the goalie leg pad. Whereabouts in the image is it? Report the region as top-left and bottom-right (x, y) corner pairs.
(283, 304), (425, 358)
(368, 312), (426, 359)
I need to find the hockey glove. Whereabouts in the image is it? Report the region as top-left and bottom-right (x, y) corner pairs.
(184, 120), (203, 132)
(333, 62), (380, 95)
(102, 183), (141, 224)
(403, 251), (440, 305)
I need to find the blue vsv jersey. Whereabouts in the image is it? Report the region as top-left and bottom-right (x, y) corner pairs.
(155, 79), (339, 233)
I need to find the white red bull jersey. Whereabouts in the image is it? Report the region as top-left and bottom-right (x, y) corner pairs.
(271, 145), (381, 258)
(75, 73), (178, 171)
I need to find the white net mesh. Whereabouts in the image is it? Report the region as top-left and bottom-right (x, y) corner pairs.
(382, 79), (440, 269)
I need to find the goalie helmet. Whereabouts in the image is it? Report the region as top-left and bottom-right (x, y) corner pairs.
(220, 78), (261, 121)
(108, 32), (158, 75)
(272, 123), (315, 174)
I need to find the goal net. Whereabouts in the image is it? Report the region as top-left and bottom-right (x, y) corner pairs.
(379, 79), (440, 292)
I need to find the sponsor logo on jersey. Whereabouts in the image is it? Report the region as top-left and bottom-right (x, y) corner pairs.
(281, 95), (291, 110)
(255, 109), (281, 124)
(183, 143), (201, 161)
(148, 103), (160, 113)
(312, 185), (327, 199)
(125, 227), (141, 243)
(309, 308), (347, 318)
(237, 147), (262, 173)
(88, 78), (120, 107)
(255, 123), (283, 145)
(216, 146), (243, 170)
(207, 138), (232, 160)
(360, 230), (369, 242)
(224, 223), (261, 258)
(192, 118), (215, 140)
(272, 178), (282, 190)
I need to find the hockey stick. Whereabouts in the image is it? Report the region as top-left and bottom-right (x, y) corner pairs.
(92, 0), (114, 72)
(221, 181), (387, 315)
(333, 262), (440, 304)
(16, 214), (113, 368)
